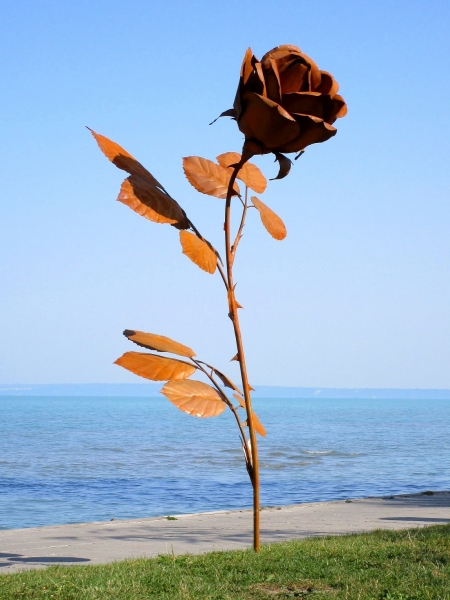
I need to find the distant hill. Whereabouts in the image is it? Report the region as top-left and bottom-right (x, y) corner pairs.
(1, 383), (450, 399)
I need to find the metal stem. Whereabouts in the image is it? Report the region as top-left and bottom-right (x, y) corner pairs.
(224, 163), (260, 552)
(191, 359), (250, 463)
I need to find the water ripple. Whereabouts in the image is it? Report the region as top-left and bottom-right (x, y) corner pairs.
(1, 396), (449, 529)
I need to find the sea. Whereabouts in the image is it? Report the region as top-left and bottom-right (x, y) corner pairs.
(1, 389), (449, 530)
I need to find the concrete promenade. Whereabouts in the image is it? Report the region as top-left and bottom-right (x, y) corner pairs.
(1, 492), (449, 574)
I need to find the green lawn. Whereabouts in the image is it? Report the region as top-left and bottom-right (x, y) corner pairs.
(1, 525), (450, 599)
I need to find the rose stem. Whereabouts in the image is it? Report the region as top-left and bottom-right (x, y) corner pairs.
(224, 162), (260, 552)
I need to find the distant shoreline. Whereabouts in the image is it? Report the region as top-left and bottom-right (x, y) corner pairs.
(1, 383), (450, 399)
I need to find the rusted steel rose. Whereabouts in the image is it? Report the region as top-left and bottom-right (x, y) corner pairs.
(217, 45), (347, 175)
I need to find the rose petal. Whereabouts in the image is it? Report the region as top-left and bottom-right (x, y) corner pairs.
(314, 70), (339, 97)
(328, 94), (348, 122)
(234, 48), (262, 119)
(263, 58), (281, 103)
(279, 59), (310, 93)
(254, 62), (267, 97)
(273, 44), (302, 53)
(277, 115), (337, 153)
(264, 46), (322, 93)
(261, 44), (302, 64)
(282, 92), (333, 121)
(298, 51), (321, 90)
(262, 47), (305, 79)
(238, 92), (301, 151)
(234, 55), (249, 119)
(310, 65), (322, 90)
(240, 47), (254, 86)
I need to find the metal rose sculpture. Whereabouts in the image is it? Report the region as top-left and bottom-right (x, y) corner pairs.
(90, 44), (347, 551)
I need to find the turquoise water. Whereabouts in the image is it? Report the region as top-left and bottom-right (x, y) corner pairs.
(0, 396), (449, 529)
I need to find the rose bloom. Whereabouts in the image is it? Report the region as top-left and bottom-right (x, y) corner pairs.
(225, 45), (347, 161)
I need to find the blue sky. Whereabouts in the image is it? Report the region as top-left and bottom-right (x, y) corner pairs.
(1, 0), (449, 387)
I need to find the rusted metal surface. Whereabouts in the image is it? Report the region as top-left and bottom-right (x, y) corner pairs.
(90, 43), (346, 552)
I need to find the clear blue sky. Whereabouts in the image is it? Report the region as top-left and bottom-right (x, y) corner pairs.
(1, 0), (449, 388)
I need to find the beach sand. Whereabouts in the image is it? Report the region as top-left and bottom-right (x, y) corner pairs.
(1, 491), (449, 574)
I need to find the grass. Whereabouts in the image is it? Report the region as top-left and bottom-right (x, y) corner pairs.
(1, 525), (450, 599)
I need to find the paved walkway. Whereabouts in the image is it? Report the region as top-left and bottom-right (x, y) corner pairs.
(1, 492), (449, 574)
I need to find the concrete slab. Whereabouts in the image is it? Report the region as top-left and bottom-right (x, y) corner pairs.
(1, 491), (449, 574)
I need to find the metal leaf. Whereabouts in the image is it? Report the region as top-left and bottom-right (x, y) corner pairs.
(90, 129), (189, 229)
(182, 156), (240, 199)
(123, 330), (195, 358)
(179, 231), (217, 274)
(118, 176), (189, 228)
(233, 393), (246, 408)
(89, 129), (163, 188)
(160, 380), (226, 418)
(213, 369), (242, 394)
(114, 352), (196, 381)
(88, 127), (154, 178)
(216, 152), (267, 194)
(233, 393), (267, 437)
(251, 196), (287, 241)
(243, 412), (267, 437)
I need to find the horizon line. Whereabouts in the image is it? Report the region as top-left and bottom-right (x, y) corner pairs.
(1, 383), (450, 391)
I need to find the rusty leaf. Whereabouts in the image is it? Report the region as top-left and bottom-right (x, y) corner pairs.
(182, 156), (240, 199)
(216, 152), (267, 194)
(233, 393), (267, 437)
(251, 196), (287, 241)
(160, 380), (226, 418)
(118, 176), (189, 228)
(89, 129), (163, 187)
(123, 330), (195, 358)
(243, 413), (267, 437)
(89, 129), (189, 229)
(114, 352), (196, 381)
(179, 230), (217, 274)
(213, 369), (242, 394)
(233, 392), (246, 408)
